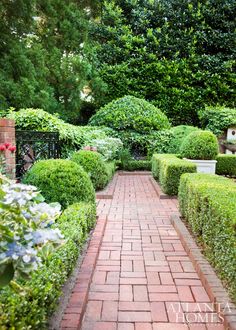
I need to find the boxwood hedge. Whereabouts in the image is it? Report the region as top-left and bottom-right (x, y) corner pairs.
(179, 174), (236, 299)
(216, 154), (236, 177)
(0, 202), (96, 329)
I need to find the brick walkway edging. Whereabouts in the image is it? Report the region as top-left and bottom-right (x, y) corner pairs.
(171, 214), (236, 330)
(60, 216), (108, 330)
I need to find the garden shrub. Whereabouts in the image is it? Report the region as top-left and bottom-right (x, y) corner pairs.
(180, 130), (219, 160)
(199, 106), (236, 136)
(159, 157), (197, 195)
(87, 137), (123, 161)
(23, 159), (95, 208)
(179, 173), (236, 299)
(71, 150), (108, 190)
(216, 154), (236, 177)
(0, 201), (96, 329)
(7, 108), (110, 156)
(151, 154), (177, 180)
(167, 125), (201, 153)
(89, 95), (170, 133)
(120, 160), (151, 171)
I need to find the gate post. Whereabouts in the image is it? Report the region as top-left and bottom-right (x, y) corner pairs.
(0, 119), (16, 179)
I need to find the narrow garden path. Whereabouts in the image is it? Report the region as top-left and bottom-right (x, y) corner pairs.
(63, 174), (224, 330)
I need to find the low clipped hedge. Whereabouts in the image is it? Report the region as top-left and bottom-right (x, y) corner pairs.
(216, 154), (236, 177)
(0, 202), (96, 329)
(151, 154), (177, 180)
(179, 174), (236, 299)
(180, 130), (219, 160)
(122, 160), (151, 171)
(23, 159), (95, 209)
(152, 154), (196, 195)
(71, 150), (108, 190)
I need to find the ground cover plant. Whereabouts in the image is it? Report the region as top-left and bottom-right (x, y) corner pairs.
(179, 173), (236, 300)
(23, 159), (95, 209)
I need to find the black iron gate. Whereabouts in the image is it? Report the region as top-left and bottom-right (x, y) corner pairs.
(16, 131), (60, 179)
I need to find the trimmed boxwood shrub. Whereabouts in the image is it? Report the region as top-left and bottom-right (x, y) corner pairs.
(71, 150), (108, 190)
(167, 125), (201, 153)
(159, 157), (197, 195)
(151, 154), (177, 180)
(179, 174), (236, 299)
(180, 130), (219, 160)
(89, 95), (171, 134)
(23, 159), (95, 208)
(105, 161), (116, 182)
(0, 202), (96, 329)
(216, 154), (236, 177)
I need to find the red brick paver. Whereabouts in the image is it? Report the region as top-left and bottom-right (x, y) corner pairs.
(62, 174), (225, 330)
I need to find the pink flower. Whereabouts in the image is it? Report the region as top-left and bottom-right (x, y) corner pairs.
(83, 146), (91, 150)
(4, 142), (11, 149)
(91, 146), (97, 152)
(0, 144), (6, 152)
(8, 145), (16, 153)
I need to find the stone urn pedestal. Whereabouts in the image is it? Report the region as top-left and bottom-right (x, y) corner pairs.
(184, 159), (217, 174)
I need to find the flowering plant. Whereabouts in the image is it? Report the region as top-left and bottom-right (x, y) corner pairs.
(0, 174), (63, 287)
(0, 142), (16, 175)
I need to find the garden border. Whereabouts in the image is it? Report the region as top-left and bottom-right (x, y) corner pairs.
(60, 215), (108, 330)
(171, 214), (236, 330)
(96, 173), (119, 199)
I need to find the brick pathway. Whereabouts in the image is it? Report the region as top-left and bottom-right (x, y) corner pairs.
(73, 174), (224, 329)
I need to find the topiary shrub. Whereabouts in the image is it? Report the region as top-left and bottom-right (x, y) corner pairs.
(167, 125), (201, 153)
(180, 130), (219, 160)
(216, 154), (236, 177)
(23, 159), (95, 209)
(71, 150), (108, 190)
(89, 95), (170, 133)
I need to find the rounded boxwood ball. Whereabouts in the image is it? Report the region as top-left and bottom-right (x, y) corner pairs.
(23, 159), (95, 208)
(71, 150), (108, 190)
(180, 130), (219, 160)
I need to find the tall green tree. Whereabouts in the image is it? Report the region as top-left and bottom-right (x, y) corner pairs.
(91, 0), (236, 125)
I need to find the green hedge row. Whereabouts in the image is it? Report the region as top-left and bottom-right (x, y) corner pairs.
(121, 160), (151, 171)
(0, 202), (96, 329)
(105, 161), (116, 182)
(179, 174), (236, 299)
(216, 154), (236, 177)
(152, 154), (196, 195)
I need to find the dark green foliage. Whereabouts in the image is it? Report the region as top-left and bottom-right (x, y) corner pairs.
(71, 150), (108, 190)
(89, 95), (170, 133)
(23, 159), (95, 208)
(216, 154), (236, 177)
(180, 130), (219, 160)
(199, 106), (236, 136)
(167, 125), (201, 154)
(0, 201), (96, 329)
(0, 1), (104, 122)
(179, 173), (236, 299)
(91, 0), (236, 125)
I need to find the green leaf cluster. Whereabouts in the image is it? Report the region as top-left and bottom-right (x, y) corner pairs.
(179, 173), (236, 300)
(216, 154), (236, 177)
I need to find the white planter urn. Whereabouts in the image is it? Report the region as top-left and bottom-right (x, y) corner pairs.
(184, 159), (217, 174)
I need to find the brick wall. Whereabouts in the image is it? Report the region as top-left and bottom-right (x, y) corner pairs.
(0, 119), (16, 179)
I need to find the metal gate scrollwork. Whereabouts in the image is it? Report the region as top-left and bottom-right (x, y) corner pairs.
(16, 131), (60, 179)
